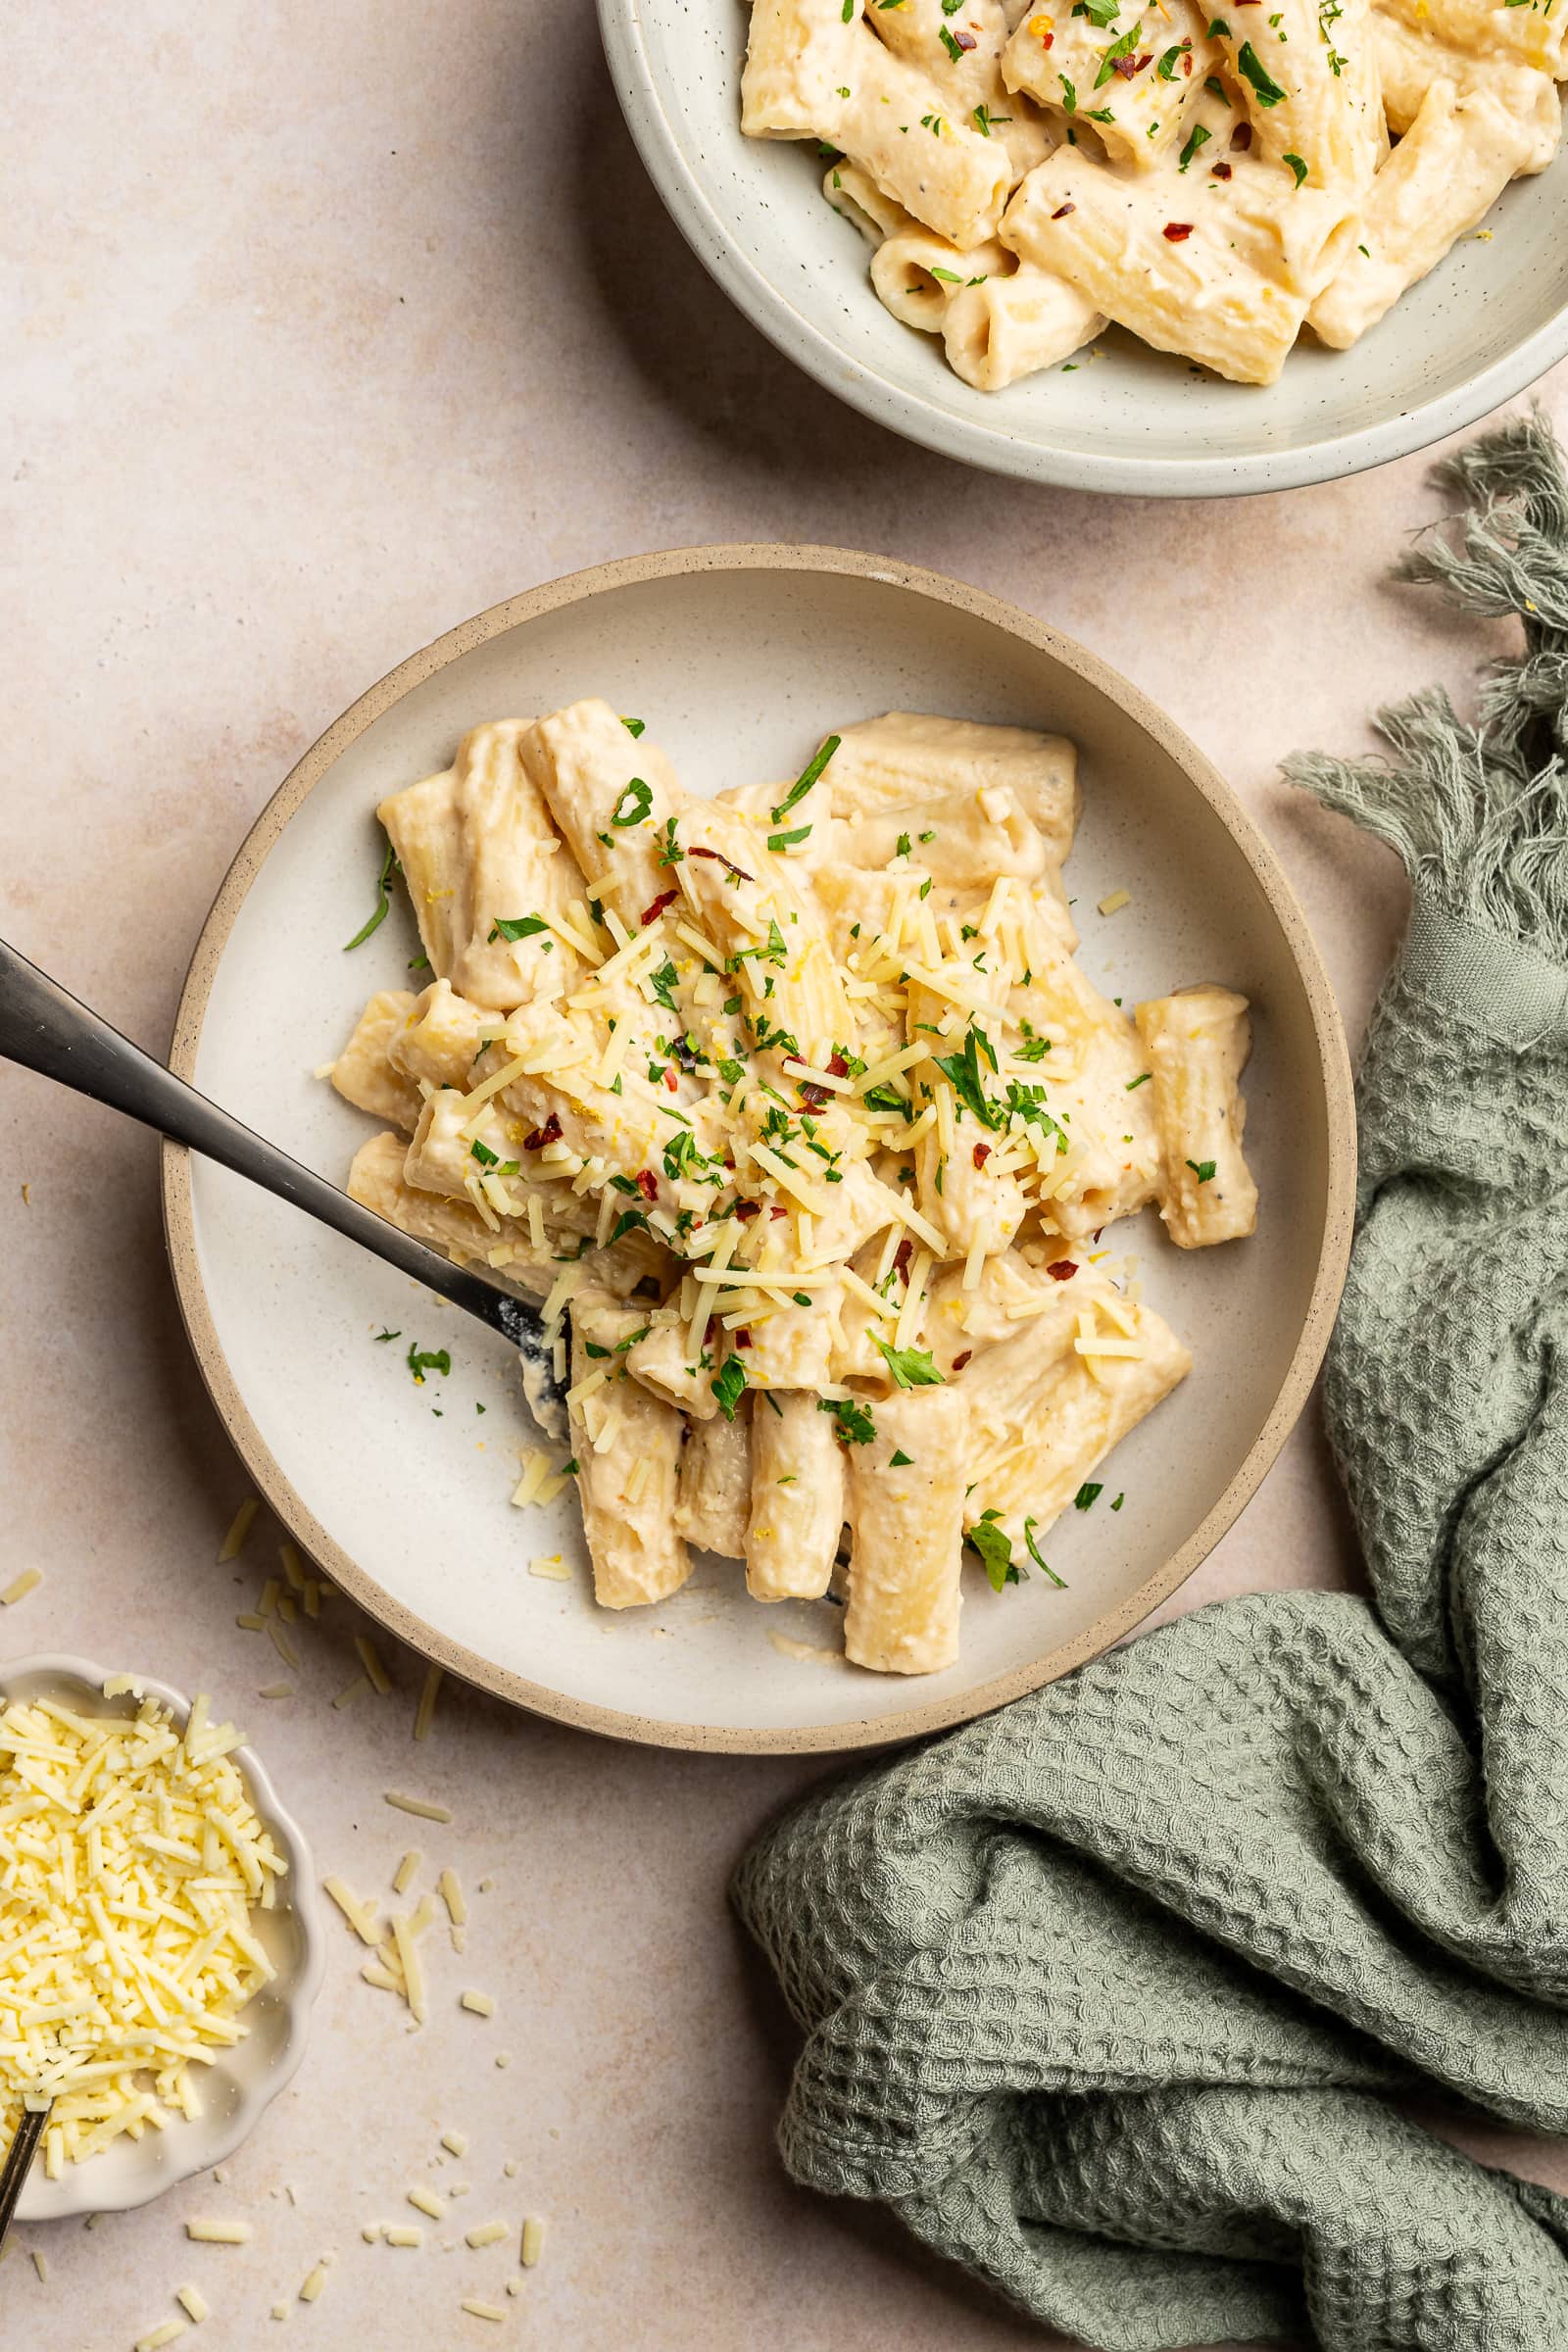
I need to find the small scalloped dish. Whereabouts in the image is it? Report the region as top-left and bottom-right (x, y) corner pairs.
(2, 1654), (325, 2224)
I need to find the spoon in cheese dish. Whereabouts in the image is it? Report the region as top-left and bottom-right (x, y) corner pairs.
(0, 934), (567, 1440)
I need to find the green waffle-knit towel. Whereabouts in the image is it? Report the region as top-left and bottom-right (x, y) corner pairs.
(733, 416), (1568, 2352)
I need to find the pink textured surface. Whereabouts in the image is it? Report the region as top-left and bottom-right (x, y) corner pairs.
(3, 4), (1567, 2344)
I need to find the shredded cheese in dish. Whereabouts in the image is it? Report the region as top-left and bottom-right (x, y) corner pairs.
(0, 1685), (286, 2176)
(332, 703), (1259, 1674)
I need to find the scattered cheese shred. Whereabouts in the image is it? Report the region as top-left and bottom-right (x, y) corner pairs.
(384, 1790), (453, 1824)
(299, 2263), (329, 2303)
(185, 2222), (254, 2245)
(460, 1989), (496, 2018)
(413, 1665), (443, 1744)
(437, 1867), (467, 1931)
(134, 2324), (188, 2351)
(465, 2220), (509, 2249)
(384, 2226), (423, 2248)
(322, 1877), (380, 1946)
(441, 2130), (468, 2158)
(461, 2303), (507, 2324)
(393, 1850), (421, 1896)
(218, 1499), (261, 1564)
(176, 2284), (211, 2324)
(0, 1568), (41, 1607)
(520, 2217), (545, 2268)
(1097, 889), (1131, 916)
(408, 2184), (445, 2220)
(354, 1636), (392, 1696)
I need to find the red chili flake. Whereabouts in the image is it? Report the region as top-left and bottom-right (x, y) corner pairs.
(1112, 49), (1152, 76)
(735, 1200), (761, 1222)
(735, 1330), (753, 1348)
(663, 1067), (679, 1093)
(799, 1082), (830, 1110)
(769, 1205), (787, 1220)
(893, 1237), (913, 1281)
(1232, 122), (1252, 149)
(634, 1169), (659, 1203)
(1047, 1259), (1078, 1282)
(1182, 50), (1194, 71)
(1039, 26), (1054, 42)
(972, 1143), (992, 1169)
(1210, 160), (1233, 179)
(689, 845), (754, 884)
(827, 1053), (850, 1079)
(641, 889), (678, 927)
(952, 1350), (972, 1373)
(1052, 202), (1076, 220)
(1163, 222), (1194, 242)
(954, 24), (977, 45)
(522, 1111), (563, 1152)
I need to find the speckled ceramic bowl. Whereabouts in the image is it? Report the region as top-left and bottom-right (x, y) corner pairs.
(2, 1654), (325, 2222)
(598, 0), (1568, 497)
(160, 546), (1354, 1753)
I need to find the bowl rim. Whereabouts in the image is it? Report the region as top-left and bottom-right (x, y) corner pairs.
(595, 0), (1568, 500)
(2, 1651), (326, 2220)
(160, 540), (1356, 1754)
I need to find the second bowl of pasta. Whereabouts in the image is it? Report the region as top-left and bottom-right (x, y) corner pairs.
(599, 0), (1568, 496)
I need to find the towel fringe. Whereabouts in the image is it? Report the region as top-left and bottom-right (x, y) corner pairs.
(1285, 412), (1568, 961)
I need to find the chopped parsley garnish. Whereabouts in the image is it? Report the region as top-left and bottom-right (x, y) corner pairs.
(1074, 1481), (1103, 1511)
(1236, 40), (1286, 101)
(1024, 1518), (1067, 1587)
(1187, 1156), (1217, 1182)
(406, 1342), (451, 1385)
(344, 836), (398, 951)
(1096, 18), (1146, 84)
(1061, 73), (1078, 111)
(1016, 1033), (1051, 1062)
(889, 1448), (914, 1468)
(373, 1327), (402, 1343)
(711, 1357), (749, 1420)
(1155, 39), (1187, 74)
(1077, 0), (1121, 24)
(935, 1027), (1005, 1132)
(648, 957), (680, 1014)
(875, 1342), (945, 1389)
(610, 1208), (651, 1245)
(862, 1082), (909, 1116)
(621, 715), (646, 737)
(1126, 1071), (1152, 1089)
(818, 1396), (876, 1446)
(972, 103), (1010, 134)
(716, 1055), (746, 1084)
(1284, 151), (1307, 186)
(770, 734), (840, 825)
(469, 1138), (519, 1174)
(1111, 1493), (1125, 1512)
(896, 832), (911, 858)
(767, 824), (812, 853)
(1178, 123), (1210, 171)
(409, 953), (429, 971)
(965, 1514), (1017, 1591)
(611, 775), (654, 828)
(584, 1340), (611, 1359)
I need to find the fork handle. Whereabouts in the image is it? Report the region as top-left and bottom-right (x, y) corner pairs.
(0, 2103), (48, 2248)
(0, 933), (546, 1353)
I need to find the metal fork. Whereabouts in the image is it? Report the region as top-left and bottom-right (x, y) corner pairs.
(0, 2106), (49, 2251)
(0, 936), (566, 1437)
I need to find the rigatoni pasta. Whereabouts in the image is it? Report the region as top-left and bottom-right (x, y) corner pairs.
(330, 701), (1260, 1673)
(739, 0), (1567, 388)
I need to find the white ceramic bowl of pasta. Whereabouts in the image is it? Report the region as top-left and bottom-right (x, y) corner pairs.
(162, 546), (1353, 1753)
(3, 1655), (326, 2223)
(596, 0), (1568, 497)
